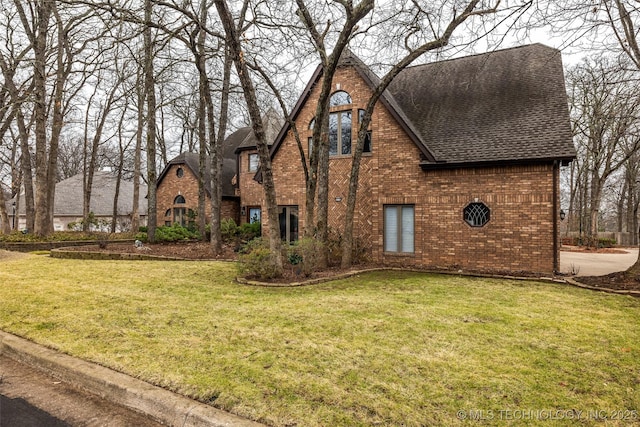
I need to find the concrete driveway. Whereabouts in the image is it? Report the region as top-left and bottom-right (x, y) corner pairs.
(560, 247), (638, 276)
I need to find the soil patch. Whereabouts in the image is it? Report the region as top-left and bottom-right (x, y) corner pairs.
(574, 271), (640, 293)
(65, 241), (237, 261)
(561, 245), (629, 254)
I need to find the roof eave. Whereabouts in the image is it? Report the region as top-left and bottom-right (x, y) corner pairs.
(419, 156), (575, 171)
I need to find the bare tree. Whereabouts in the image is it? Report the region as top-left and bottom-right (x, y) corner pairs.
(567, 57), (640, 247)
(213, 0), (285, 275)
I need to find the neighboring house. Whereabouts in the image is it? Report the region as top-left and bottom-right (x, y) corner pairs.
(10, 171), (148, 231)
(236, 44), (576, 274)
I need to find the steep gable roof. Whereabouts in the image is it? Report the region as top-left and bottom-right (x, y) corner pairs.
(158, 126), (247, 198)
(389, 43), (576, 168)
(268, 43), (575, 168)
(234, 108), (285, 153)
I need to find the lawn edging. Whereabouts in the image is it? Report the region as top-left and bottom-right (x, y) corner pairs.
(236, 267), (569, 288)
(0, 330), (264, 427)
(565, 277), (640, 297)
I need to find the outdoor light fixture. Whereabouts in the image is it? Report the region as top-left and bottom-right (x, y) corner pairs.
(560, 209), (566, 221)
(11, 201), (16, 229)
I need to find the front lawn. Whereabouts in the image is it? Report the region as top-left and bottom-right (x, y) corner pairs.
(0, 253), (638, 426)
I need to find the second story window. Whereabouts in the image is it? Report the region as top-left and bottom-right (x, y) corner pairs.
(329, 111), (352, 156)
(248, 153), (259, 172)
(358, 109), (373, 154)
(330, 90), (352, 106)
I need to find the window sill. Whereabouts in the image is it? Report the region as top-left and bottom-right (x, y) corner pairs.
(329, 153), (373, 159)
(383, 251), (415, 257)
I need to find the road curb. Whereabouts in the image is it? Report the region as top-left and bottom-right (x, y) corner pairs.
(0, 331), (264, 427)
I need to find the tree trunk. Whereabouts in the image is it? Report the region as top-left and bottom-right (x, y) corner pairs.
(32, 0), (53, 236)
(588, 177), (602, 248)
(195, 5), (208, 239)
(144, 0), (158, 243)
(213, 0), (283, 275)
(210, 49), (232, 254)
(131, 74), (144, 232)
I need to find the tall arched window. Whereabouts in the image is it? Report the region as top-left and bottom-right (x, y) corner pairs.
(330, 90), (351, 106)
(173, 195), (187, 226)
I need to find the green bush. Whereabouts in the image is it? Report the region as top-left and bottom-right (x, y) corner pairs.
(238, 238), (281, 280)
(598, 238), (616, 248)
(287, 237), (323, 277)
(154, 224), (199, 242)
(220, 219), (239, 242)
(561, 236), (617, 248)
(239, 221), (261, 241)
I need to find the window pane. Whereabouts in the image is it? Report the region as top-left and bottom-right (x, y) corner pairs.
(278, 206), (287, 241)
(341, 111), (352, 155)
(289, 207), (299, 242)
(401, 206), (414, 253)
(330, 90), (351, 106)
(249, 208), (261, 223)
(249, 154), (259, 171)
(384, 206), (398, 252)
(364, 131), (372, 153)
(329, 113), (338, 155)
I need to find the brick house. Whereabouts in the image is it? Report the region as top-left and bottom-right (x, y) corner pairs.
(156, 150), (240, 228)
(236, 44), (576, 274)
(156, 111), (282, 228)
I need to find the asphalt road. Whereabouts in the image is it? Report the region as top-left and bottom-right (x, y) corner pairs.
(560, 247), (639, 276)
(0, 355), (163, 427)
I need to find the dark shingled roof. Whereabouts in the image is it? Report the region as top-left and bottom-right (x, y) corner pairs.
(268, 43), (576, 168)
(388, 43), (576, 167)
(234, 108), (284, 153)
(158, 126), (247, 198)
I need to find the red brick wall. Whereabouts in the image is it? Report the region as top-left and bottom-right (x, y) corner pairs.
(237, 66), (559, 274)
(157, 163), (240, 226)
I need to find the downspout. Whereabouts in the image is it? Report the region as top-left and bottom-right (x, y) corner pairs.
(552, 160), (559, 273)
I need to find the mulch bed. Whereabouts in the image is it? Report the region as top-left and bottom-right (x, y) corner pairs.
(58, 242), (640, 293)
(574, 271), (640, 293)
(66, 241), (237, 261)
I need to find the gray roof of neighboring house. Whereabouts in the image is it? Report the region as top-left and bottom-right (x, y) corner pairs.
(268, 43), (576, 168)
(14, 171), (148, 216)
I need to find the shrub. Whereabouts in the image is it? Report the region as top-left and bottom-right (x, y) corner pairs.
(154, 224), (199, 242)
(287, 237), (323, 277)
(220, 218), (239, 242)
(239, 221), (261, 241)
(598, 238), (616, 248)
(238, 238), (281, 280)
(325, 228), (370, 266)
